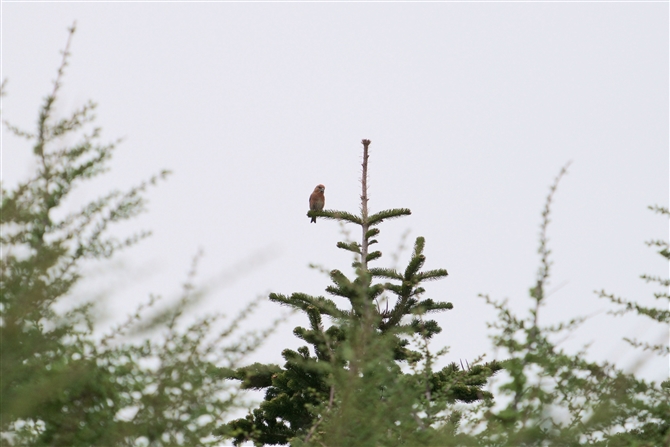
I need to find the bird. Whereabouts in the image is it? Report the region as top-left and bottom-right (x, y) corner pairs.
(309, 184), (325, 223)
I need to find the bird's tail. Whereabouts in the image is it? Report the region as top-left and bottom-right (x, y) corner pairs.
(311, 217), (316, 223)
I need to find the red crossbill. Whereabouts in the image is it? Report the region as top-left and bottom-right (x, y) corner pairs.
(309, 184), (325, 223)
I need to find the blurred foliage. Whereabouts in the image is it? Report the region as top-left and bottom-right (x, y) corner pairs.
(459, 168), (669, 447)
(1, 24), (273, 447)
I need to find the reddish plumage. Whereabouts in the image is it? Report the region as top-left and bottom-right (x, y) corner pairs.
(309, 184), (325, 223)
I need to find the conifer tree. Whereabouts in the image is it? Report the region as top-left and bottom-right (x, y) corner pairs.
(1, 25), (276, 446)
(460, 166), (670, 447)
(222, 140), (502, 446)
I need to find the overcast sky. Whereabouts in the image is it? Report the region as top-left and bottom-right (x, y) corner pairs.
(3, 2), (668, 382)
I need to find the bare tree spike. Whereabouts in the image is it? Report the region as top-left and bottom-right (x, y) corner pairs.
(360, 139), (371, 271)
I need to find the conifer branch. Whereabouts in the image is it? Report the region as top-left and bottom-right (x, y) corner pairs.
(307, 209), (362, 225)
(365, 228), (380, 239)
(336, 241), (361, 254)
(366, 251), (382, 263)
(416, 269), (449, 282)
(368, 208), (412, 226)
(269, 292), (345, 318)
(412, 299), (454, 314)
(413, 236), (426, 257)
(369, 267), (403, 280)
(404, 253), (426, 279)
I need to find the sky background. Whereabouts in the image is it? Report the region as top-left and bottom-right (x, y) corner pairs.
(3, 1), (668, 387)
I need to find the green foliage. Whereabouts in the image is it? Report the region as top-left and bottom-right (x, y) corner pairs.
(1, 25), (272, 447)
(223, 141), (501, 446)
(456, 166), (670, 447)
(596, 205), (670, 356)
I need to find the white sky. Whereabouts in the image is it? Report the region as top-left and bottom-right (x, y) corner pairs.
(3, 2), (668, 382)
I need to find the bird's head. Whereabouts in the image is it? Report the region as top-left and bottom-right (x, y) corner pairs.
(315, 184), (325, 193)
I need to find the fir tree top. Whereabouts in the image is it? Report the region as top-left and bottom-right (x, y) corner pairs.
(222, 140), (500, 446)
